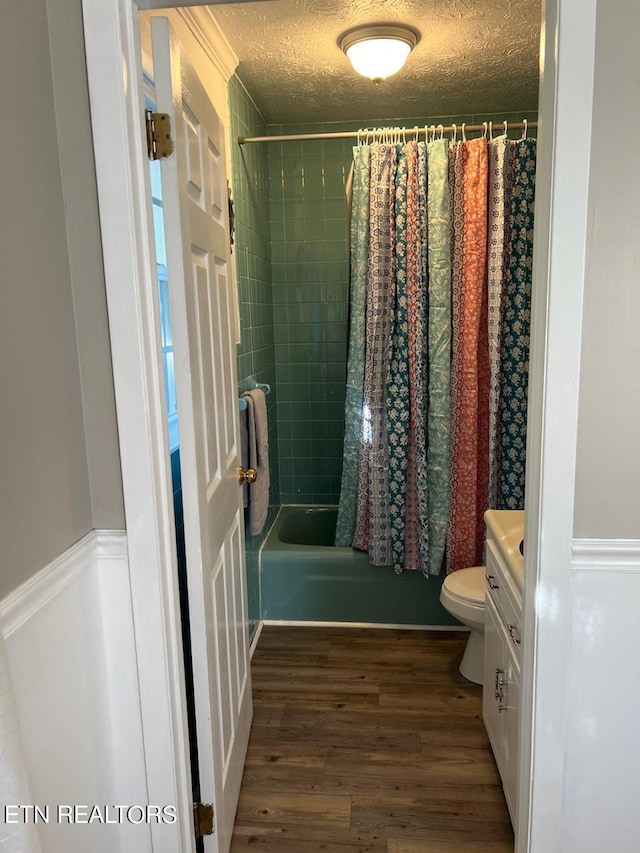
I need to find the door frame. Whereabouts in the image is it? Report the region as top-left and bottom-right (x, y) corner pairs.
(81, 2), (237, 851)
(81, 0), (596, 850)
(517, 0), (597, 847)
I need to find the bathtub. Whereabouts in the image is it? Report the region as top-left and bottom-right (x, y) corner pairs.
(260, 505), (458, 626)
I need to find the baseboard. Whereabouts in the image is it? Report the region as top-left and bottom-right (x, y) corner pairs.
(261, 619), (468, 631)
(249, 620), (264, 657)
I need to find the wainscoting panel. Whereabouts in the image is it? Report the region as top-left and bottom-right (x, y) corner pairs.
(0, 630), (42, 851)
(0, 531), (149, 853)
(559, 539), (640, 852)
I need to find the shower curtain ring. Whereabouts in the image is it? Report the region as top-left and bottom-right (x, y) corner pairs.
(522, 118), (528, 139)
(452, 123), (457, 143)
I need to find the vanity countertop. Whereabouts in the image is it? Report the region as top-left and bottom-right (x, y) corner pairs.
(484, 510), (525, 593)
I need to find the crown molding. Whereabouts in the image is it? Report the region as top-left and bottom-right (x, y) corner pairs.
(177, 6), (239, 83)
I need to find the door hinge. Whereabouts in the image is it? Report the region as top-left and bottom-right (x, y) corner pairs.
(145, 109), (174, 160)
(193, 802), (215, 838)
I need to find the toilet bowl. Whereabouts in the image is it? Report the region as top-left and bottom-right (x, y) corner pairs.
(439, 566), (486, 685)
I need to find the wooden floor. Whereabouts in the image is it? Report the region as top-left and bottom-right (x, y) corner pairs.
(230, 626), (514, 852)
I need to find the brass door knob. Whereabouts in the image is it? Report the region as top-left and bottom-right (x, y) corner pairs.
(237, 466), (257, 485)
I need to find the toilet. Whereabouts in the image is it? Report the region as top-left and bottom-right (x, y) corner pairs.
(439, 566), (486, 685)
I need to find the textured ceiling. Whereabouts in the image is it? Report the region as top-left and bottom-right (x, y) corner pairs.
(212, 0), (541, 124)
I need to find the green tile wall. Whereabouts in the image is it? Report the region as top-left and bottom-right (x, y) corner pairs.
(267, 110), (538, 505)
(268, 129), (351, 504)
(228, 77), (280, 641)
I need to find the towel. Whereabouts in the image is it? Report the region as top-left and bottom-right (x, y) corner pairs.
(239, 407), (249, 509)
(241, 389), (270, 535)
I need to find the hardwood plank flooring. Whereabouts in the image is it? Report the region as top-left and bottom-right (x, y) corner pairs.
(231, 627), (514, 852)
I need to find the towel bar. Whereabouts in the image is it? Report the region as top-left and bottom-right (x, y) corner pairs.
(248, 379), (270, 395)
(238, 379), (271, 412)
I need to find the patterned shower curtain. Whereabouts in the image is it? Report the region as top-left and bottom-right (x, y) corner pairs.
(335, 146), (370, 548)
(425, 139), (452, 574)
(336, 130), (536, 576)
(336, 138), (451, 576)
(498, 138), (537, 510)
(447, 138), (490, 573)
(352, 144), (396, 565)
(487, 137), (514, 507)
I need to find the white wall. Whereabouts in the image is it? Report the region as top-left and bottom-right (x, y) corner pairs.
(0, 0), (92, 600)
(45, 0), (125, 530)
(0, 0), (125, 602)
(573, 0), (640, 539)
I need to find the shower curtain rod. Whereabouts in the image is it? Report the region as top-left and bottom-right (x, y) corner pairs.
(237, 120), (537, 145)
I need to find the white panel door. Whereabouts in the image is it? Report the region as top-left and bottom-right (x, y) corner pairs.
(151, 18), (251, 853)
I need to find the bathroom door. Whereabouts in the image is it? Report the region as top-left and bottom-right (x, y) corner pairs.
(151, 18), (252, 853)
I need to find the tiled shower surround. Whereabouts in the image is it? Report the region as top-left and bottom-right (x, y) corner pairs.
(228, 78), (279, 637)
(230, 77), (537, 507)
(268, 130), (351, 504)
(265, 111), (536, 504)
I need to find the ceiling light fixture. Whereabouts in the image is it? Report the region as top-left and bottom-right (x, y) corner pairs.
(339, 25), (420, 82)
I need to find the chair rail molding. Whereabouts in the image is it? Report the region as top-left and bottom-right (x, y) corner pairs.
(571, 538), (640, 570)
(0, 530), (127, 638)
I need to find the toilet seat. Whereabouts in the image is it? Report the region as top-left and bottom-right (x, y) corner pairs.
(443, 566), (486, 607)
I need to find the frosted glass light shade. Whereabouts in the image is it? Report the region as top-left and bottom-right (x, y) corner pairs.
(346, 39), (412, 80)
(340, 25), (419, 82)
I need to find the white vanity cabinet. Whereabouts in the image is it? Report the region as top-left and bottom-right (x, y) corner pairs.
(483, 511), (525, 829)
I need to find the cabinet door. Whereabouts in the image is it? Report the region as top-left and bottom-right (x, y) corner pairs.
(483, 593), (504, 770)
(503, 641), (521, 823)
